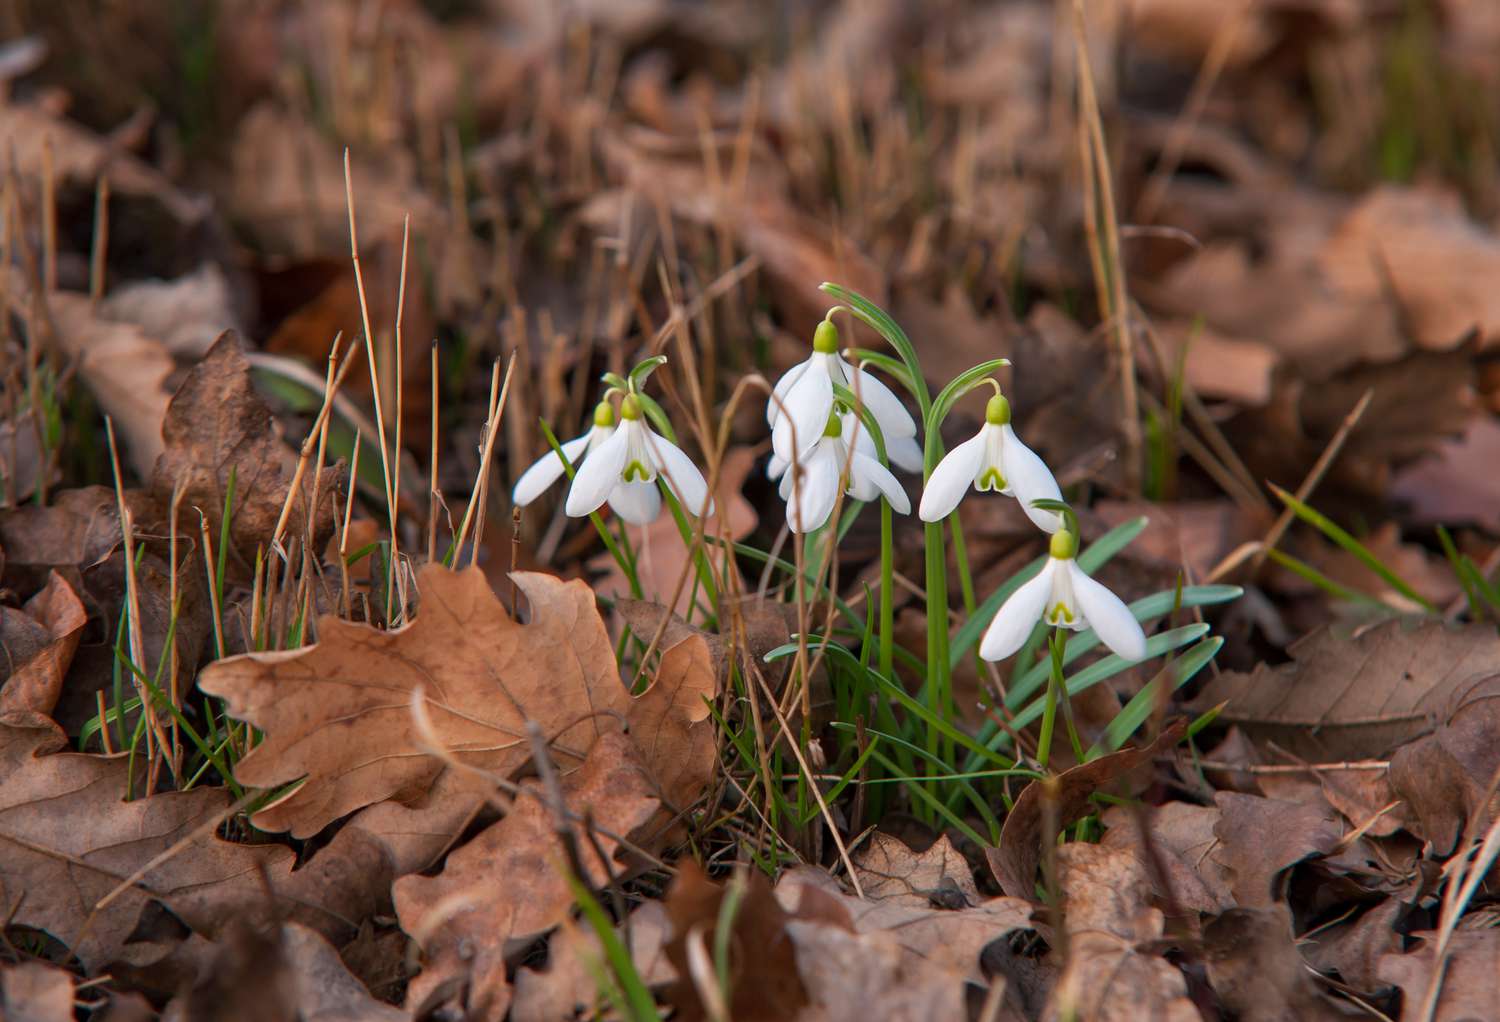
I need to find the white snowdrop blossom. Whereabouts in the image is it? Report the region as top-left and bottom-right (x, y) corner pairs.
(779, 412), (910, 533)
(980, 530), (1147, 663)
(768, 319), (922, 473)
(563, 395), (713, 525)
(919, 393), (1062, 532)
(512, 400), (618, 508)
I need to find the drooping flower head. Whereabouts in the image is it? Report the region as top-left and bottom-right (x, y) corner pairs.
(512, 399), (617, 508)
(779, 411), (910, 533)
(980, 528), (1147, 663)
(769, 317), (922, 473)
(565, 392), (712, 525)
(919, 392), (1062, 532)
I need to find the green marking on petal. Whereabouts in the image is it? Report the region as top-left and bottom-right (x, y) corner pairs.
(976, 467), (1006, 491)
(624, 460), (651, 482)
(1046, 602), (1075, 625)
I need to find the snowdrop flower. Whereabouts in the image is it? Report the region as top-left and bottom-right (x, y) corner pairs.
(768, 318), (922, 472)
(980, 529), (1147, 663)
(919, 393), (1062, 532)
(564, 394), (713, 525)
(778, 412), (909, 533)
(512, 400), (617, 508)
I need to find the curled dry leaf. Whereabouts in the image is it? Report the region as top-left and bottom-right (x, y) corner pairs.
(1101, 802), (1236, 915)
(1211, 792), (1342, 907)
(853, 831), (980, 909)
(394, 733), (660, 1022)
(1377, 930), (1500, 1022)
(0, 569), (86, 717)
(987, 721), (1187, 900)
(0, 960), (76, 1022)
(151, 330), (341, 573)
(0, 717), (293, 973)
(777, 864), (1032, 986)
(1048, 843), (1200, 1022)
(1191, 619), (1500, 761)
(200, 566), (629, 838)
(1392, 416), (1500, 534)
(511, 901), (675, 1022)
(162, 921), (406, 1022)
(627, 630), (718, 813)
(1388, 674), (1500, 855)
(1201, 906), (1343, 1021)
(0, 409), (47, 509)
(0, 486), (136, 594)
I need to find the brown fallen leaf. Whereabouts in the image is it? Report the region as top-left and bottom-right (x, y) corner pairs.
(987, 721), (1187, 900)
(1377, 930), (1500, 1022)
(626, 630), (719, 813)
(1202, 905), (1345, 1021)
(1388, 674), (1500, 855)
(1300, 897), (1405, 994)
(0, 960), (76, 1022)
(393, 732), (660, 1022)
(785, 914), (969, 1022)
(1211, 791), (1343, 907)
(777, 864), (1033, 986)
(0, 569), (87, 716)
(1190, 620), (1500, 761)
(1047, 843), (1201, 1022)
(151, 331), (342, 574)
(99, 264), (244, 360)
(162, 921), (406, 1022)
(0, 409), (47, 509)
(0, 716), (293, 973)
(510, 901), (675, 1022)
(665, 861), (809, 1022)
(853, 831), (980, 909)
(1391, 416), (1500, 534)
(200, 566), (630, 838)
(1101, 802), (1236, 915)
(0, 487), (137, 596)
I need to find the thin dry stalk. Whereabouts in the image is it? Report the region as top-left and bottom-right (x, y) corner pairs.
(89, 175), (110, 305)
(339, 429), (363, 619)
(453, 354), (516, 564)
(40, 133), (55, 292)
(269, 334), (351, 554)
(428, 340), (440, 563)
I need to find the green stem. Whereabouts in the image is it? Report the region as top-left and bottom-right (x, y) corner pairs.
(879, 501), (894, 680)
(1036, 629), (1066, 770)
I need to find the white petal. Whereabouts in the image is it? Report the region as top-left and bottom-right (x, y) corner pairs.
(608, 479), (662, 525)
(885, 433), (924, 473)
(918, 431), (986, 522)
(850, 451), (910, 514)
(766, 358), (811, 427)
(1067, 561), (1148, 662)
(647, 429), (714, 517)
(979, 561), (1056, 662)
(564, 426), (629, 517)
(1000, 425), (1064, 533)
(844, 413), (878, 458)
(772, 365), (835, 464)
(512, 431), (593, 506)
(767, 453), (788, 480)
(845, 362), (917, 437)
(785, 446), (841, 533)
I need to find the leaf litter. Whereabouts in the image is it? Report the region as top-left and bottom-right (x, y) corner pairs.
(4, 1), (1500, 1019)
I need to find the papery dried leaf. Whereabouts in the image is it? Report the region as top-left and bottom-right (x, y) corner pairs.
(987, 722), (1186, 900)
(1211, 792), (1342, 907)
(627, 632), (718, 812)
(1191, 620), (1500, 761)
(1388, 674), (1500, 855)
(0, 961), (76, 1022)
(394, 733), (660, 1022)
(200, 566), (628, 838)
(1202, 906), (1345, 1021)
(1100, 802), (1236, 915)
(0, 570), (86, 716)
(0, 717), (293, 973)
(1377, 930), (1500, 1022)
(511, 902), (674, 1022)
(853, 832), (980, 910)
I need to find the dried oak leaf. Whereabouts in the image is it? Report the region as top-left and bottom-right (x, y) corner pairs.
(511, 901), (674, 1022)
(853, 831), (980, 909)
(162, 921), (405, 1022)
(151, 331), (341, 574)
(0, 960), (76, 1022)
(1202, 905), (1347, 1021)
(1047, 843), (1200, 1022)
(1190, 619), (1500, 761)
(0, 717), (293, 973)
(1388, 674), (1500, 855)
(0, 570), (86, 716)
(1377, 930), (1500, 1022)
(987, 721), (1186, 900)
(1100, 802), (1236, 915)
(1211, 792), (1342, 907)
(394, 732), (660, 1022)
(777, 865), (1032, 986)
(199, 566), (630, 839)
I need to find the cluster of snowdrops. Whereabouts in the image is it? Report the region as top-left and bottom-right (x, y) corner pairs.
(512, 307), (1148, 666)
